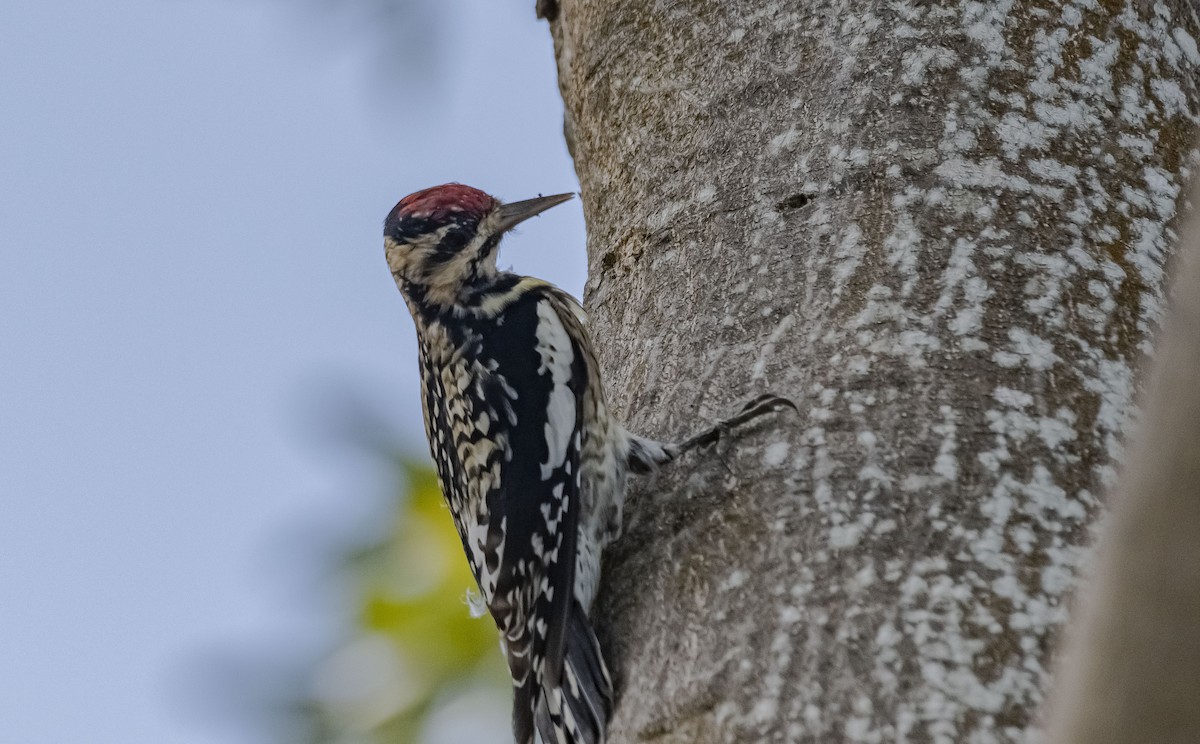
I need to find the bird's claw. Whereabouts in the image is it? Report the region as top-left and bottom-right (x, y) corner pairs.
(736, 393), (797, 416)
(674, 391), (797, 455)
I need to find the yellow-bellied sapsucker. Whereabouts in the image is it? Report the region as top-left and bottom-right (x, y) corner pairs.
(384, 184), (791, 744)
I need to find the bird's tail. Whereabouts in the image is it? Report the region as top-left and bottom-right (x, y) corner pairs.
(533, 600), (614, 744)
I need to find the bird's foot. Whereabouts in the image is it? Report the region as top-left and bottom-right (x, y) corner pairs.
(674, 393), (796, 456)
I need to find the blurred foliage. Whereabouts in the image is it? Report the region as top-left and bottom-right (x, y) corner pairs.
(301, 460), (509, 744)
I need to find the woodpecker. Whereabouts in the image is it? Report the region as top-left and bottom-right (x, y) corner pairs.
(384, 183), (791, 744)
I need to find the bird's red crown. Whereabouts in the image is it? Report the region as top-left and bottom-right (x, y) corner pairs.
(389, 183), (498, 224)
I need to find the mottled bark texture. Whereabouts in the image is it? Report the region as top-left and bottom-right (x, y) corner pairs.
(544, 2), (1200, 743)
(1042, 173), (1200, 744)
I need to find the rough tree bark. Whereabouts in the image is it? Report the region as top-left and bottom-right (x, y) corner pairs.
(542, 2), (1200, 743)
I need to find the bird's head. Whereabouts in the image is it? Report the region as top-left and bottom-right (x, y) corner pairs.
(384, 183), (573, 308)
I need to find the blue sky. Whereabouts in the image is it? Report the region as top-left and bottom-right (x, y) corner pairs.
(0, 2), (584, 742)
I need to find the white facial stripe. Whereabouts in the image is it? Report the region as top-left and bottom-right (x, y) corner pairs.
(385, 220), (502, 307)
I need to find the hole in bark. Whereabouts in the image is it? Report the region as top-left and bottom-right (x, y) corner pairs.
(776, 193), (813, 211)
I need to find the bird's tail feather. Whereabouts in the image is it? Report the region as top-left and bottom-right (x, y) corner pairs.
(510, 635), (537, 744)
(534, 600), (613, 744)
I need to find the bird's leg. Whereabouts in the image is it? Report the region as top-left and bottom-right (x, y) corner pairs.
(672, 394), (797, 457)
(626, 394), (797, 474)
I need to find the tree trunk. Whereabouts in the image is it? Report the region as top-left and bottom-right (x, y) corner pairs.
(543, 2), (1200, 743)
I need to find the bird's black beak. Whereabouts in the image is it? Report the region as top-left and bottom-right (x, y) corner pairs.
(494, 192), (574, 233)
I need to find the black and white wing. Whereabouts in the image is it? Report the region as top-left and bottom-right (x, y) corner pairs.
(464, 288), (609, 744)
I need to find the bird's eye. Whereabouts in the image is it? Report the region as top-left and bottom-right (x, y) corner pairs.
(424, 225), (472, 266)
(439, 227), (469, 252)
